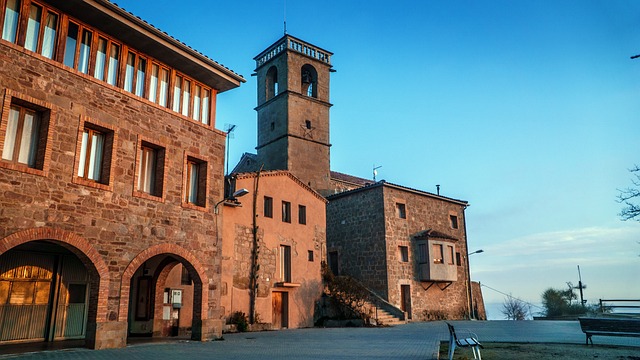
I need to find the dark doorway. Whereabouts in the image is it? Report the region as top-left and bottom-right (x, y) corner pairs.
(401, 285), (412, 320)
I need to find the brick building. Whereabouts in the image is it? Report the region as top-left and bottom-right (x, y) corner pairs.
(220, 171), (326, 329)
(0, 0), (243, 349)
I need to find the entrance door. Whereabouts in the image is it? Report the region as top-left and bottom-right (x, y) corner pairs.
(400, 285), (412, 320)
(272, 292), (288, 329)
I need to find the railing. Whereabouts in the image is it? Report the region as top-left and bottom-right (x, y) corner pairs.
(599, 299), (640, 317)
(256, 36), (331, 68)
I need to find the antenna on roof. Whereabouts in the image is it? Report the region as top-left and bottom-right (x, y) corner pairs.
(283, 0), (287, 35)
(224, 124), (236, 176)
(373, 165), (382, 182)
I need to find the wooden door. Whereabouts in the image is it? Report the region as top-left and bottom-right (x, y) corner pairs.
(272, 292), (288, 329)
(401, 285), (412, 320)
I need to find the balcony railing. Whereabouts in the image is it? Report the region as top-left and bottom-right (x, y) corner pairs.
(256, 36), (332, 68)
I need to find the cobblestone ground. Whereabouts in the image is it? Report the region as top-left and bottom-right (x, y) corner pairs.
(0, 321), (638, 360)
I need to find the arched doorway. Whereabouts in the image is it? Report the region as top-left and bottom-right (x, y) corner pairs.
(0, 241), (96, 344)
(121, 246), (208, 342)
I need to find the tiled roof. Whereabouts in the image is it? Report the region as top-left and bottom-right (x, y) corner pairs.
(232, 170), (327, 203)
(330, 171), (373, 186)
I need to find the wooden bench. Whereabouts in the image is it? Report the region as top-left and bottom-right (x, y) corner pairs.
(578, 317), (640, 345)
(446, 322), (483, 360)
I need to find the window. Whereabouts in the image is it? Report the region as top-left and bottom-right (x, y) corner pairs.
(124, 51), (147, 97)
(136, 142), (164, 198)
(301, 64), (317, 98)
(266, 66), (278, 100)
(184, 156), (207, 207)
(147, 63), (169, 107)
(74, 119), (115, 189)
(2, 0), (21, 43)
(450, 214), (459, 229)
(308, 250), (314, 262)
(399, 246), (409, 262)
(93, 37), (120, 85)
(264, 196), (273, 218)
(2, 104), (41, 169)
(396, 202), (406, 219)
(305, 120), (312, 129)
(63, 22), (92, 74)
(456, 252), (461, 266)
(279, 245), (291, 282)
(172, 75), (183, 113)
(23, 3), (58, 59)
(298, 205), (306, 225)
(447, 245), (455, 265)
(432, 244), (444, 264)
(328, 251), (339, 275)
(282, 201), (291, 223)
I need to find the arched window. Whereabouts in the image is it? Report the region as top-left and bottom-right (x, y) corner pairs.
(301, 64), (317, 98)
(266, 66), (278, 100)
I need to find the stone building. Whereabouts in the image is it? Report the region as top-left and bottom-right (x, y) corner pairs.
(326, 180), (480, 321)
(237, 34), (485, 322)
(0, 0), (243, 349)
(220, 170), (326, 329)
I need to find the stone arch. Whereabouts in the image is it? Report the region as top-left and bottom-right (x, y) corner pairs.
(118, 243), (209, 323)
(0, 227), (110, 347)
(266, 65), (278, 100)
(301, 64), (317, 98)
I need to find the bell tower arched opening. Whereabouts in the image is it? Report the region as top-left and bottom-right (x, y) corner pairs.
(266, 66), (278, 100)
(301, 64), (317, 98)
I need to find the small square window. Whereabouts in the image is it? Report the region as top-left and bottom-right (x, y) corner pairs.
(450, 215), (459, 229)
(1, 99), (50, 172)
(456, 252), (462, 266)
(298, 205), (307, 225)
(399, 246), (409, 262)
(282, 201), (291, 223)
(305, 120), (312, 129)
(264, 196), (273, 218)
(184, 156), (207, 207)
(396, 203), (406, 219)
(308, 250), (314, 262)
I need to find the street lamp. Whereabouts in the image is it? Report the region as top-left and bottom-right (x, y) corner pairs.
(214, 188), (249, 214)
(467, 249), (484, 319)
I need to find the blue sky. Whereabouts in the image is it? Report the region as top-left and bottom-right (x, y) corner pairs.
(114, 0), (640, 317)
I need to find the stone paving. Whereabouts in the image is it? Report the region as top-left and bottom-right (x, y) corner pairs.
(1, 321), (639, 360)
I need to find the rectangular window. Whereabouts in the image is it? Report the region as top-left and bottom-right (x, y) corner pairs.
(456, 252), (461, 266)
(2, 0), (21, 43)
(298, 205), (306, 225)
(282, 201), (291, 223)
(135, 57), (146, 97)
(450, 215), (459, 229)
(396, 202), (406, 219)
(432, 244), (444, 264)
(78, 29), (92, 74)
(124, 52), (135, 93)
(64, 23), (92, 74)
(264, 196), (273, 218)
(148, 64), (158, 103)
(279, 245), (291, 282)
(40, 10), (57, 59)
(24, 4), (42, 53)
(158, 67), (169, 107)
(124, 52), (147, 97)
(106, 42), (119, 86)
(184, 157), (207, 207)
(447, 245), (455, 265)
(399, 246), (409, 262)
(137, 143), (164, 197)
(328, 251), (339, 276)
(63, 22), (78, 68)
(2, 104), (42, 168)
(94, 37), (107, 81)
(193, 85), (201, 121)
(173, 75), (182, 113)
(308, 250), (314, 262)
(181, 79), (191, 117)
(77, 127), (105, 182)
(202, 89), (210, 125)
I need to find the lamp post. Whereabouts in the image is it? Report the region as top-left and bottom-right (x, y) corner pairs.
(467, 249), (483, 319)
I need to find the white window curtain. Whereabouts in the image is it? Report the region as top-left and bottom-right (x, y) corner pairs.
(17, 112), (40, 167)
(137, 148), (156, 193)
(63, 23), (78, 68)
(1, 108), (20, 161)
(188, 163), (198, 203)
(107, 44), (119, 86)
(159, 69), (169, 107)
(135, 58), (146, 97)
(148, 64), (158, 103)
(202, 90), (210, 125)
(2, 0), (21, 43)
(41, 12), (58, 59)
(25, 4), (42, 52)
(77, 131), (88, 177)
(88, 132), (104, 181)
(94, 39), (107, 81)
(193, 86), (201, 121)
(181, 80), (191, 117)
(173, 77), (182, 112)
(124, 52), (135, 93)
(78, 30), (92, 74)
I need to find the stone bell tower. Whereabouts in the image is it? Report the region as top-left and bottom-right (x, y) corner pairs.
(253, 35), (333, 194)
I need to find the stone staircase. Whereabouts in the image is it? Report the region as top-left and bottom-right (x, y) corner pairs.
(369, 304), (406, 326)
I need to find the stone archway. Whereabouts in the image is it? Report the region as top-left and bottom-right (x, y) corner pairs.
(0, 227), (111, 348)
(119, 244), (211, 341)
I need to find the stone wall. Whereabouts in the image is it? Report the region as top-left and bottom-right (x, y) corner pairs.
(0, 41), (226, 346)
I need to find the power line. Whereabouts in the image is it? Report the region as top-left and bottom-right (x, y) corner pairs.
(480, 283), (544, 310)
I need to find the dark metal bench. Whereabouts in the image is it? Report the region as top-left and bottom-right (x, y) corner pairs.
(578, 317), (640, 345)
(446, 322), (483, 360)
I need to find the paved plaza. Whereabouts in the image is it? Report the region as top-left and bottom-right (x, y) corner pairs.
(1, 321), (639, 360)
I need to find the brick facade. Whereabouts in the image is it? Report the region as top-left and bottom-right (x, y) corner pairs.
(0, 0), (242, 349)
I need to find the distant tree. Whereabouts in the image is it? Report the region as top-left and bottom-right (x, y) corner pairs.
(541, 286), (586, 317)
(618, 165), (640, 221)
(501, 295), (528, 320)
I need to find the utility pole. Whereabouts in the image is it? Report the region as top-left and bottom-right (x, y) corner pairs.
(576, 265), (587, 306)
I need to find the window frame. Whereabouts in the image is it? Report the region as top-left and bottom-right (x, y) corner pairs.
(450, 214), (459, 229)
(182, 153), (207, 210)
(282, 200), (291, 223)
(279, 245), (291, 283)
(23, 1), (59, 59)
(0, 89), (54, 176)
(263, 196), (273, 218)
(399, 245), (409, 263)
(298, 204), (306, 225)
(72, 116), (116, 191)
(133, 136), (165, 201)
(396, 202), (406, 219)
(432, 243), (444, 264)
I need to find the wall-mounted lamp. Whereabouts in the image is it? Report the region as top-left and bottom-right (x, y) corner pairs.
(214, 188), (249, 214)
